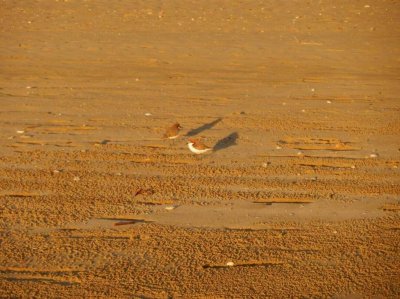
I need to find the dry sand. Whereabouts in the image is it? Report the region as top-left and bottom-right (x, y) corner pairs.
(0, 0), (400, 298)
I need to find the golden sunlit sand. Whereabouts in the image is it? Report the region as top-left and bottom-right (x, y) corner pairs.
(0, 1), (399, 298)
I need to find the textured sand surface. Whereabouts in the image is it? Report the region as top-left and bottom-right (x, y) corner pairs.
(1, 0), (400, 298)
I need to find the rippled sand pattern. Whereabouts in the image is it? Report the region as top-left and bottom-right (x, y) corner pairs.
(0, 1), (399, 298)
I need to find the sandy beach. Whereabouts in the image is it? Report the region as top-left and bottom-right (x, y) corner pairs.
(0, 1), (399, 297)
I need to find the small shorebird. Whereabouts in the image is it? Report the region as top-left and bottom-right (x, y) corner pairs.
(163, 123), (182, 140)
(187, 138), (212, 154)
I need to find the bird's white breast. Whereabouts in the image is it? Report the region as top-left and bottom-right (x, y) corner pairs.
(188, 143), (211, 154)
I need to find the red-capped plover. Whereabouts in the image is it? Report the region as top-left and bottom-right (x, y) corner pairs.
(163, 123), (182, 139)
(187, 138), (212, 154)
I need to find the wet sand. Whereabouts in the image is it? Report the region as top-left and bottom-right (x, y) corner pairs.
(0, 1), (399, 298)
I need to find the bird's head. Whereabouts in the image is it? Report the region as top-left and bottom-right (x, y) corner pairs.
(187, 138), (196, 145)
(174, 123), (182, 130)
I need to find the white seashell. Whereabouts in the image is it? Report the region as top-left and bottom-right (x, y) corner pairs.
(369, 153), (378, 158)
(226, 261), (234, 267)
(165, 206), (175, 211)
(326, 100), (332, 104)
(16, 130), (24, 134)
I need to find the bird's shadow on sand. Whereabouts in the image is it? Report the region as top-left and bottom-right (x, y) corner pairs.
(186, 118), (222, 137)
(213, 132), (239, 152)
